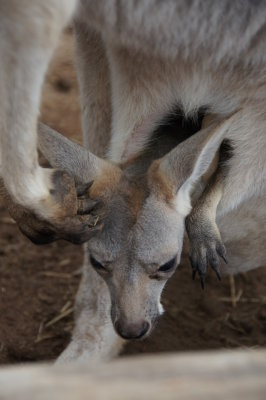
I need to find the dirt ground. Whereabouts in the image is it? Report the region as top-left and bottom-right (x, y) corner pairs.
(0, 30), (265, 365)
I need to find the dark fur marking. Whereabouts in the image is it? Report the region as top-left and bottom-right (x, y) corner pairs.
(122, 106), (207, 177)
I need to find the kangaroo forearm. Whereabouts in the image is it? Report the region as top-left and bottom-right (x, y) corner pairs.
(195, 170), (224, 221)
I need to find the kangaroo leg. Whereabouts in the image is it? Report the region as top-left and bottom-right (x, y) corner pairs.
(185, 141), (231, 288)
(56, 253), (124, 364)
(73, 21), (111, 157)
(0, 1), (96, 244)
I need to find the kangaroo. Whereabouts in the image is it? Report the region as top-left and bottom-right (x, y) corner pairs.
(1, 1), (266, 363)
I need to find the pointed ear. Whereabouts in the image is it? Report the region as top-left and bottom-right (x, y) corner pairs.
(38, 123), (112, 184)
(156, 112), (239, 215)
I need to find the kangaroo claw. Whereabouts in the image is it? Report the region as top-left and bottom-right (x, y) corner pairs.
(216, 242), (228, 264)
(199, 273), (205, 290)
(186, 213), (227, 287)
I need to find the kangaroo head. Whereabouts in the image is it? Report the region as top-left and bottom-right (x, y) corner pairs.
(38, 113), (235, 340)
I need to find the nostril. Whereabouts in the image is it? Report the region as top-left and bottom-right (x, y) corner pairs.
(140, 321), (150, 337)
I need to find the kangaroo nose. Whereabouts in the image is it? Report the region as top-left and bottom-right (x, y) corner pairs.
(114, 320), (150, 340)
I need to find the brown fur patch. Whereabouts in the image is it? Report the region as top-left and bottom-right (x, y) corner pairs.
(89, 165), (123, 200)
(125, 179), (148, 220)
(148, 161), (175, 202)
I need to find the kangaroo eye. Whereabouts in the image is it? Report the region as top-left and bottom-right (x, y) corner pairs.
(90, 255), (105, 271)
(158, 256), (177, 272)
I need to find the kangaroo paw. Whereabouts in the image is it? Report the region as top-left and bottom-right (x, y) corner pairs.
(0, 170), (102, 245)
(186, 213), (227, 288)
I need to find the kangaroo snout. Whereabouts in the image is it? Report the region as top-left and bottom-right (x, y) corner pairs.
(114, 319), (150, 340)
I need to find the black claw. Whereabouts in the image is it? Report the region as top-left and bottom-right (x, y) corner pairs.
(216, 244), (228, 264)
(215, 269), (222, 281)
(221, 254), (228, 264)
(209, 256), (222, 281)
(200, 274), (205, 290)
(189, 255), (197, 280)
(197, 258), (207, 276)
(192, 269), (196, 280)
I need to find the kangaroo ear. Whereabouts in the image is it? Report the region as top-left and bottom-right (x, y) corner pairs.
(38, 123), (112, 184)
(155, 112), (239, 215)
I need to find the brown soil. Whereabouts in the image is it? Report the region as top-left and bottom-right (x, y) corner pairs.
(0, 30), (265, 365)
